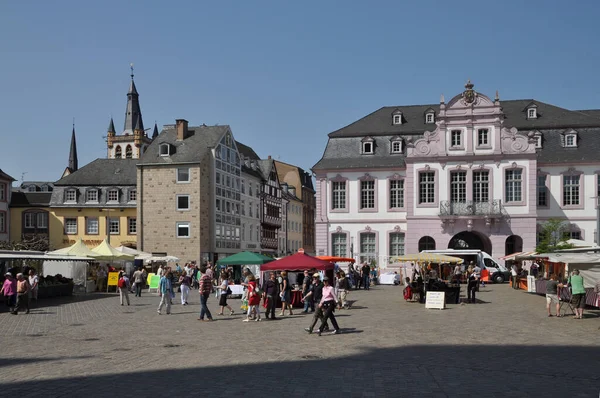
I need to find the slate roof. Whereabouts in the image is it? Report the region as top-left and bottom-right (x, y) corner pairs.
(139, 125), (229, 166)
(282, 189), (301, 202)
(0, 169), (16, 182)
(10, 192), (52, 207)
(315, 98), (600, 170)
(328, 100), (600, 138)
(257, 159), (275, 180)
(54, 158), (138, 186)
(236, 141), (261, 160)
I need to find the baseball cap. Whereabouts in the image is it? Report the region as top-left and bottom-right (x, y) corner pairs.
(313, 273), (320, 278)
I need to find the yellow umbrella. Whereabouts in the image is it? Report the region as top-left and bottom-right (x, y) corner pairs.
(92, 238), (135, 261)
(393, 253), (464, 264)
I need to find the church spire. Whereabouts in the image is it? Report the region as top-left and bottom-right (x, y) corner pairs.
(124, 63), (143, 133)
(68, 124), (78, 172)
(152, 122), (159, 139)
(107, 117), (115, 134)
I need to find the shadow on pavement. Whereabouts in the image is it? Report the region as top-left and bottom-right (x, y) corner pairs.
(0, 356), (93, 369)
(0, 345), (598, 396)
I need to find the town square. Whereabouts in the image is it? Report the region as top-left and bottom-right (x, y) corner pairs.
(1, 1), (600, 397)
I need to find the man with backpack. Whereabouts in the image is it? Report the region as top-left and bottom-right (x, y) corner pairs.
(118, 271), (130, 306)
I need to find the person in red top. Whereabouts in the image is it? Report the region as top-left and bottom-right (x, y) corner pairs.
(244, 274), (262, 322)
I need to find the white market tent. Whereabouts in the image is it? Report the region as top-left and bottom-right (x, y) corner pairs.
(534, 252), (600, 288)
(116, 246), (152, 260)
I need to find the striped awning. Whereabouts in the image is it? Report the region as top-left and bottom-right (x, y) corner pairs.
(498, 251), (537, 261)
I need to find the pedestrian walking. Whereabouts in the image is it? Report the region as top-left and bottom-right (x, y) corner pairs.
(303, 273), (330, 334)
(28, 269), (39, 302)
(157, 271), (173, 315)
(262, 272), (279, 320)
(279, 271), (293, 316)
(198, 266), (214, 321)
(118, 271), (130, 306)
(361, 262), (371, 290)
(452, 264), (463, 284)
(96, 266), (107, 292)
(511, 264), (518, 289)
(315, 277), (341, 336)
(568, 269), (586, 319)
(12, 273), (31, 315)
(337, 271), (349, 309)
(244, 274), (262, 322)
(217, 271), (234, 315)
(545, 274), (560, 317)
(1, 273), (17, 312)
(467, 269), (478, 303)
(179, 271), (191, 305)
(301, 270), (313, 313)
(132, 267), (145, 297)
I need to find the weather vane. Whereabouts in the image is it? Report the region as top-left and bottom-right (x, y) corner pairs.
(130, 63), (134, 80)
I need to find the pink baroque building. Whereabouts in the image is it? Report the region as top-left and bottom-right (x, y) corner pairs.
(313, 81), (600, 268)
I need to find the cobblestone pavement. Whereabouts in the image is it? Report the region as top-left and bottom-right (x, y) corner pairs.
(0, 283), (599, 397)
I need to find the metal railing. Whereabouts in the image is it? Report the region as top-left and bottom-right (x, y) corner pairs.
(439, 200), (506, 217)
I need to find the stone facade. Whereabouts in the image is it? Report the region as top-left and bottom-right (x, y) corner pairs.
(0, 170), (15, 242)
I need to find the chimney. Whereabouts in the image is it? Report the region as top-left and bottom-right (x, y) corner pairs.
(176, 119), (189, 141)
(268, 155), (272, 159)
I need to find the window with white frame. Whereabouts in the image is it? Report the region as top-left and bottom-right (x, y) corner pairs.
(128, 218), (137, 234)
(451, 130), (462, 147)
(473, 171), (489, 203)
(537, 175), (548, 207)
(176, 222), (190, 238)
(159, 143), (170, 156)
(0, 183), (6, 201)
(128, 189), (136, 202)
(563, 175), (580, 206)
(360, 180), (375, 209)
(36, 213), (47, 229)
(389, 180), (404, 209)
(0, 212), (5, 233)
(177, 168), (190, 183)
(109, 218), (120, 234)
(86, 190), (98, 202)
(426, 113), (434, 124)
(177, 195), (190, 210)
(65, 218), (77, 234)
(527, 108), (537, 119)
(107, 189), (119, 202)
(391, 140), (402, 154)
(389, 232), (405, 256)
(477, 129), (489, 146)
(535, 135), (542, 149)
(505, 169), (523, 203)
(24, 213), (35, 229)
(65, 189), (77, 203)
(393, 114), (402, 125)
(27, 185), (37, 192)
(86, 217), (99, 234)
(360, 233), (376, 263)
(419, 172), (435, 204)
(362, 141), (374, 154)
(332, 181), (346, 210)
(565, 134), (577, 147)
(332, 233), (347, 257)
(450, 171), (467, 203)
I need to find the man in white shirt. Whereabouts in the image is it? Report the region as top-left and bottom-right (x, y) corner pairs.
(511, 264), (518, 289)
(28, 270), (39, 301)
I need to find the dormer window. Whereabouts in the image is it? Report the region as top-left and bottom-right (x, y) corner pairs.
(565, 134), (577, 147)
(108, 189), (119, 202)
(159, 143), (170, 156)
(86, 189), (98, 203)
(426, 113), (435, 124)
(393, 114), (402, 125)
(65, 189), (77, 203)
(363, 142), (373, 154)
(390, 138), (403, 154)
(527, 107), (537, 119)
(534, 132), (543, 149)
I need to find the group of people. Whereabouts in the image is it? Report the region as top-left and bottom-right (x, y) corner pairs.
(544, 269), (600, 319)
(1, 269), (39, 315)
(346, 262), (376, 290)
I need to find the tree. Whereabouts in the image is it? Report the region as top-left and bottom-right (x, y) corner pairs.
(535, 219), (574, 253)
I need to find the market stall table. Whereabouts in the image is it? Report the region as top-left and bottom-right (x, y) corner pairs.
(379, 273), (400, 285)
(228, 284), (244, 296)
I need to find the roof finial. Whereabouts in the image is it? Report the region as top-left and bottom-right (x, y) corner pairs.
(440, 93), (445, 104)
(130, 63), (134, 80)
(495, 90), (500, 101)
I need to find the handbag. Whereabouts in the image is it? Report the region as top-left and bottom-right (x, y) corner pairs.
(226, 287), (232, 295)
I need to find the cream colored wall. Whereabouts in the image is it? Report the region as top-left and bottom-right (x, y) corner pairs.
(49, 208), (137, 250)
(287, 198), (303, 251)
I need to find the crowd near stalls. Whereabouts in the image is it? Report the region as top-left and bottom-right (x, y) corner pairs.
(499, 247), (600, 315)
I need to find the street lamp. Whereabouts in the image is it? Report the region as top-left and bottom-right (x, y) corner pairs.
(102, 208), (116, 244)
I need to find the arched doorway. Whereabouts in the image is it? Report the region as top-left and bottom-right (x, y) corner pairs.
(418, 236), (436, 251)
(448, 231), (492, 254)
(505, 235), (523, 255)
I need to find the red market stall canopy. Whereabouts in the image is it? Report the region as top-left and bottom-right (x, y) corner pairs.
(316, 256), (356, 263)
(261, 251), (334, 272)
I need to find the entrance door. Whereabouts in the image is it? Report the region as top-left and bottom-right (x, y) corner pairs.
(448, 231), (491, 253)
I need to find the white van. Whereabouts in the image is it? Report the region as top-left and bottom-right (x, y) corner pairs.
(421, 249), (511, 283)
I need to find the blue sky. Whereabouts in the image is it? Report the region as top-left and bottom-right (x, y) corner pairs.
(1, 0), (599, 183)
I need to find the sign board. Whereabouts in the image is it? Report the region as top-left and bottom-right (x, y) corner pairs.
(425, 291), (446, 309)
(146, 273), (156, 286)
(107, 272), (120, 286)
(149, 275), (160, 289)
